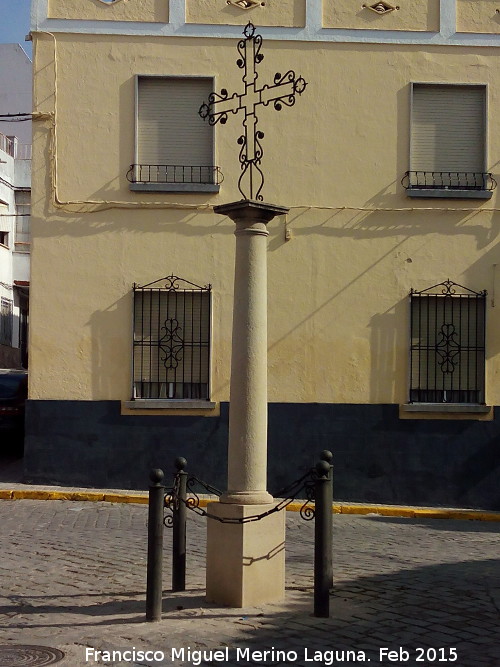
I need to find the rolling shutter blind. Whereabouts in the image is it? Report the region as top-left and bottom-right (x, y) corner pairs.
(411, 85), (485, 173)
(137, 77), (213, 167)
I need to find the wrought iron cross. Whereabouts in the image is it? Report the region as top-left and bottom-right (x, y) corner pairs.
(199, 22), (307, 201)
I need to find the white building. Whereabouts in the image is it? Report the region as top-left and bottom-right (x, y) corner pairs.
(0, 44), (32, 368)
(0, 44), (32, 145)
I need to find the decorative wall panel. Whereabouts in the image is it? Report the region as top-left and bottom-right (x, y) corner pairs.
(186, 0), (306, 27)
(323, 0), (439, 32)
(48, 0), (168, 23)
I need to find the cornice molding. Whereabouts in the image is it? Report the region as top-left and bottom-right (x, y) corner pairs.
(30, 0), (500, 48)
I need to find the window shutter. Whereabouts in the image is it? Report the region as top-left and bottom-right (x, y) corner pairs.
(0, 298), (13, 346)
(411, 85), (485, 173)
(137, 77), (213, 167)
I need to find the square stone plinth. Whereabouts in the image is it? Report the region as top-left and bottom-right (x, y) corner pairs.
(206, 501), (285, 607)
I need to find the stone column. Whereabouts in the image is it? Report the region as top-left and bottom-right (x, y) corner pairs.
(206, 199), (289, 607)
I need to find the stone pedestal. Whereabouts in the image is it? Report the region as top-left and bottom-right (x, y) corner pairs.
(206, 199), (288, 607)
(206, 502), (285, 607)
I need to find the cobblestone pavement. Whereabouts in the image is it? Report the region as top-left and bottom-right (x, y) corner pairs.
(0, 499), (498, 667)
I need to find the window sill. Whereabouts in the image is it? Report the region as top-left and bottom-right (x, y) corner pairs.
(130, 183), (220, 193)
(406, 188), (492, 200)
(400, 403), (493, 420)
(124, 399), (217, 410)
(402, 403), (491, 413)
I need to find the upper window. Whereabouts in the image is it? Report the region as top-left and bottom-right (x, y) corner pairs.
(14, 190), (30, 251)
(409, 280), (486, 405)
(128, 77), (221, 193)
(403, 84), (496, 199)
(132, 275), (211, 401)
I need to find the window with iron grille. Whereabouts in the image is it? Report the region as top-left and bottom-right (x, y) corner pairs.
(133, 275), (211, 400)
(0, 297), (13, 346)
(409, 280), (486, 404)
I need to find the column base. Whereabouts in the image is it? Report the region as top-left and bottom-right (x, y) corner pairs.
(220, 490), (274, 504)
(206, 501), (286, 607)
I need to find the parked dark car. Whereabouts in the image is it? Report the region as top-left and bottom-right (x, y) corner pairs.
(0, 370), (28, 456)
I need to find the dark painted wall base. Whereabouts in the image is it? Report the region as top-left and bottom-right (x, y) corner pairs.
(23, 401), (500, 510)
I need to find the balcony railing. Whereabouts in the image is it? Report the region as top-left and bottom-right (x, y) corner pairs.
(402, 171), (497, 191)
(0, 133), (31, 160)
(127, 164), (223, 185)
(0, 133), (15, 157)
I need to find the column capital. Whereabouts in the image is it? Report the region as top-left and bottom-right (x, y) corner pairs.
(214, 199), (289, 225)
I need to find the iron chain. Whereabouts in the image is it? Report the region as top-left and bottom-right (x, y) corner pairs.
(163, 468), (317, 526)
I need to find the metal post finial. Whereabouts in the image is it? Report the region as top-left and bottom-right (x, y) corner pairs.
(149, 468), (165, 484)
(316, 460), (331, 479)
(175, 456), (187, 472)
(320, 450), (334, 465)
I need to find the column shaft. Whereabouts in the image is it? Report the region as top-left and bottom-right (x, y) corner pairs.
(225, 219), (271, 503)
(213, 200), (289, 505)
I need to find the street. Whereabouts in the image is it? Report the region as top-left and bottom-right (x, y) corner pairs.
(0, 499), (499, 666)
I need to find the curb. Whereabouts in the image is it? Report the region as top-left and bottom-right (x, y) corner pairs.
(0, 489), (148, 503)
(1, 488), (499, 521)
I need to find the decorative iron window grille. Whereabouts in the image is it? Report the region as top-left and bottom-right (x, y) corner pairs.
(409, 280), (486, 404)
(126, 164), (222, 186)
(133, 275), (211, 400)
(0, 297), (13, 346)
(402, 171), (497, 191)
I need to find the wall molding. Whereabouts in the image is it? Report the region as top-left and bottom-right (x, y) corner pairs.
(31, 0), (500, 48)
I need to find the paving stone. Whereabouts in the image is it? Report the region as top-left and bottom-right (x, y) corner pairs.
(0, 500), (498, 666)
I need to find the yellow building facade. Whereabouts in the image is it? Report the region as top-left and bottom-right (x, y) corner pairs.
(27, 0), (500, 508)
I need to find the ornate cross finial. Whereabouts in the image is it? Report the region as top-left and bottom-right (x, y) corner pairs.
(199, 22), (307, 201)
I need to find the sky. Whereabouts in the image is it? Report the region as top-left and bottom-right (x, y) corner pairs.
(0, 0), (32, 57)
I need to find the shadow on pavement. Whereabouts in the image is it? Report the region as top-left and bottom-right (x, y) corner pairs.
(182, 556), (500, 666)
(365, 515), (500, 533)
(2, 503), (500, 666)
(3, 558), (499, 666)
